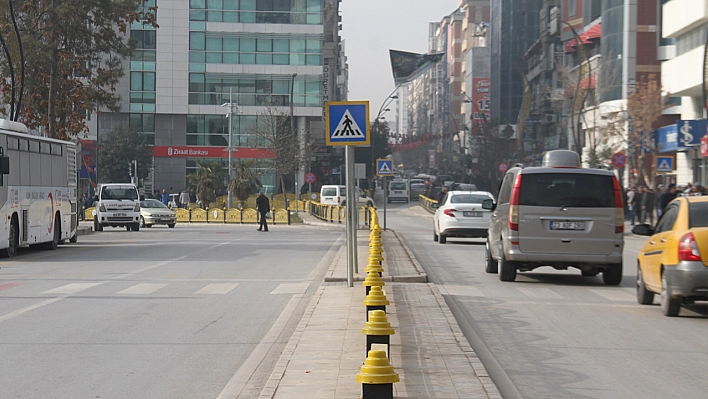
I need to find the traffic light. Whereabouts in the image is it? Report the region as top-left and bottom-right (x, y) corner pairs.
(128, 163), (133, 176)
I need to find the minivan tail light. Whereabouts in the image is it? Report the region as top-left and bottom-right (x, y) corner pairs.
(443, 208), (457, 217)
(612, 176), (624, 233)
(509, 175), (522, 231)
(678, 233), (702, 261)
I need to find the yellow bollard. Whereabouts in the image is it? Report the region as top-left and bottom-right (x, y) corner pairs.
(362, 271), (384, 295)
(362, 309), (395, 355)
(363, 286), (389, 320)
(356, 350), (399, 399)
(364, 257), (384, 276)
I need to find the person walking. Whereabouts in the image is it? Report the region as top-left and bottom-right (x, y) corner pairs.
(179, 189), (190, 208)
(161, 189), (169, 206)
(641, 186), (656, 225)
(658, 183), (679, 215)
(625, 187), (635, 223)
(256, 190), (270, 232)
(631, 186), (643, 226)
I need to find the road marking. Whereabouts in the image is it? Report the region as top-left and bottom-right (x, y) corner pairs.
(0, 282), (26, 291)
(0, 298), (64, 323)
(217, 294), (302, 399)
(439, 285), (486, 297)
(118, 283), (168, 295)
(589, 289), (636, 302)
(516, 287), (563, 299)
(270, 282), (309, 295)
(42, 282), (102, 294)
(195, 283), (239, 295)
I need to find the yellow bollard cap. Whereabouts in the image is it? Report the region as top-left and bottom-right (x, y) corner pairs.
(362, 271), (385, 287)
(356, 350), (400, 384)
(363, 286), (390, 306)
(362, 310), (395, 335)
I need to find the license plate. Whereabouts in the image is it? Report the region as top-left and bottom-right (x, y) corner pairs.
(550, 221), (585, 230)
(462, 211), (483, 217)
(160, 218), (171, 222)
(115, 213), (127, 217)
(394, 191), (402, 194)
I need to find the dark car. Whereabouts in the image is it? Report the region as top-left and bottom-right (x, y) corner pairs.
(410, 182), (426, 200)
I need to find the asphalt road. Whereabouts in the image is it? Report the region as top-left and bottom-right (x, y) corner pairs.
(383, 200), (708, 399)
(0, 224), (342, 399)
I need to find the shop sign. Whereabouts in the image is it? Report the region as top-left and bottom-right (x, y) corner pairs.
(657, 120), (705, 152)
(152, 145), (275, 159)
(700, 134), (708, 157)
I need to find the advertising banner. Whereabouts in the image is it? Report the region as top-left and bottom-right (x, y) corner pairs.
(471, 78), (490, 122)
(428, 149), (436, 168)
(701, 134), (708, 157)
(389, 50), (444, 85)
(78, 139), (97, 184)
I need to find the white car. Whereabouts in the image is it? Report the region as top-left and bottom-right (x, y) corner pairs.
(433, 191), (494, 244)
(140, 199), (177, 228)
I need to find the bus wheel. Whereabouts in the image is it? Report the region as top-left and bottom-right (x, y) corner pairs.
(43, 218), (60, 250)
(0, 218), (18, 258)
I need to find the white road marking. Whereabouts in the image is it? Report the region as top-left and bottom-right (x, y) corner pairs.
(270, 282), (309, 295)
(41, 283), (102, 294)
(0, 298), (63, 323)
(118, 283), (168, 295)
(589, 289), (636, 302)
(516, 287), (563, 299)
(195, 283), (239, 295)
(439, 285), (486, 297)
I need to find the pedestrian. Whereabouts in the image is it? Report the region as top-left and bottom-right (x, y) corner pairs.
(641, 186), (656, 225)
(631, 186), (643, 226)
(256, 190), (270, 232)
(80, 193), (88, 221)
(657, 183), (678, 216)
(687, 182), (704, 196)
(179, 189), (190, 208)
(161, 189), (169, 206)
(625, 187), (635, 223)
(435, 186), (448, 202)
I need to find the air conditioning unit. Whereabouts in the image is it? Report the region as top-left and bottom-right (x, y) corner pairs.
(544, 114), (557, 123)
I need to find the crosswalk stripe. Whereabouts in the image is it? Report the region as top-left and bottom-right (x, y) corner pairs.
(195, 283), (239, 295)
(118, 283), (169, 295)
(42, 283), (102, 294)
(270, 283), (309, 295)
(516, 287), (563, 299)
(589, 289), (635, 302)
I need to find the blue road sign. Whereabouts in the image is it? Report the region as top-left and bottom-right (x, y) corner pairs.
(611, 152), (626, 168)
(376, 159), (394, 176)
(326, 101), (370, 146)
(656, 156), (674, 173)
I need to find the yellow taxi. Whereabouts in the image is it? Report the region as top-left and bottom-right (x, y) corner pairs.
(632, 196), (708, 316)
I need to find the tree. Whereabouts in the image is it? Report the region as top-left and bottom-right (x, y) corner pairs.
(229, 160), (261, 209)
(627, 74), (670, 189)
(187, 159), (227, 208)
(98, 126), (153, 185)
(249, 106), (302, 208)
(0, 0), (157, 139)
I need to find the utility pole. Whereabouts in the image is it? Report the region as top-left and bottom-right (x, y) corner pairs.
(221, 88), (238, 209)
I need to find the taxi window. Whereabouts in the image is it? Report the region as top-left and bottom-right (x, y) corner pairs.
(655, 204), (679, 233)
(688, 202), (708, 228)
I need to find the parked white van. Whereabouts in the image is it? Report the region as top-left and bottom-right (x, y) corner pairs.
(319, 185), (374, 207)
(387, 180), (409, 203)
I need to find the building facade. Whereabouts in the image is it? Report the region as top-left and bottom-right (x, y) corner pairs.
(84, 0), (344, 196)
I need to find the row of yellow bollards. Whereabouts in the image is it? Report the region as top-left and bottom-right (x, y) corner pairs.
(356, 210), (399, 399)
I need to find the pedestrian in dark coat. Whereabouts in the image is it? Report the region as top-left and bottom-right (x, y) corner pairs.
(631, 186), (643, 226)
(256, 191), (270, 232)
(641, 186), (656, 225)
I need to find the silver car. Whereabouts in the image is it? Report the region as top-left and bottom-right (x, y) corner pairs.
(483, 150), (624, 285)
(140, 199), (177, 228)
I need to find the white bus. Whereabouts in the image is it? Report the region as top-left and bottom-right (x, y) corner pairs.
(0, 119), (78, 257)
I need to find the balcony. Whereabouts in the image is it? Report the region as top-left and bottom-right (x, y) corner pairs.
(661, 46), (703, 97)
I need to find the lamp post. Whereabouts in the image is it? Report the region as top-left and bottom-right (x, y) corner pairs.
(290, 73), (297, 210)
(221, 88), (239, 209)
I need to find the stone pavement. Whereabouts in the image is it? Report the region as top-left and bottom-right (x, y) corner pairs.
(259, 212), (502, 399)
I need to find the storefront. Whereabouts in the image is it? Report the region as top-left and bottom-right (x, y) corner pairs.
(700, 131), (708, 186)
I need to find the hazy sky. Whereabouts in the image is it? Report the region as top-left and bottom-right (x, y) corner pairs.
(339, 0), (462, 119)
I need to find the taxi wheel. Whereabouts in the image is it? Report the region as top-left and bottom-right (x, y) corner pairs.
(499, 246), (517, 282)
(636, 264), (655, 305)
(485, 239), (498, 274)
(602, 263), (623, 286)
(661, 272), (680, 317)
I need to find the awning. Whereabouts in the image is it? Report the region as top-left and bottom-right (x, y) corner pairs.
(564, 23), (602, 53)
(580, 73), (596, 90)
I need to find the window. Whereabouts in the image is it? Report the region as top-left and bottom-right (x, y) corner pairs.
(568, 0), (576, 17)
(131, 30), (156, 49)
(518, 173), (615, 208)
(131, 71), (156, 91)
(688, 202), (708, 228)
(655, 204), (678, 233)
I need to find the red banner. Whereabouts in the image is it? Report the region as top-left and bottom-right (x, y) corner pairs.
(471, 78), (491, 122)
(152, 146), (275, 159)
(700, 134), (708, 157)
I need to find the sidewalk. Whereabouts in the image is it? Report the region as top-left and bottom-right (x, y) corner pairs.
(260, 212), (502, 398)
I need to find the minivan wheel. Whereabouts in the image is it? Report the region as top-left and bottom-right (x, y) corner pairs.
(602, 263), (623, 286)
(498, 247), (516, 282)
(661, 272), (680, 317)
(485, 239), (498, 274)
(636, 264), (654, 305)
(433, 226), (438, 242)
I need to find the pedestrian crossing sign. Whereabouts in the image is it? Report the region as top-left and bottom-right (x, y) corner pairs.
(656, 156), (674, 173)
(376, 159), (394, 176)
(326, 101), (370, 146)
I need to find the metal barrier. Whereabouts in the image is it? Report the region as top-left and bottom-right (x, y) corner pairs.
(419, 195), (438, 214)
(308, 200), (373, 225)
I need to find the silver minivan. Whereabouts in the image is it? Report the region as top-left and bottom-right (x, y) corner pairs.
(388, 180), (409, 203)
(482, 150), (624, 285)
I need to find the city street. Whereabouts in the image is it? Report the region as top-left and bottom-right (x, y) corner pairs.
(0, 224), (342, 398)
(384, 200), (707, 399)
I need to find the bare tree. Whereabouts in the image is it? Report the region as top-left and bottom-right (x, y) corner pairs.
(626, 74), (670, 189)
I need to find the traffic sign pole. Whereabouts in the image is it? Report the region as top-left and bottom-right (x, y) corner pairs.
(345, 145), (357, 286)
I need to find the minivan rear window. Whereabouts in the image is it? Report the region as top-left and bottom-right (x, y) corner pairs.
(688, 202), (708, 228)
(519, 173), (615, 207)
(321, 188), (337, 196)
(390, 182), (407, 190)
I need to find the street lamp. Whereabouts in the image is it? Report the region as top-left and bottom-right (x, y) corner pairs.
(289, 73), (297, 209)
(221, 87), (240, 209)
